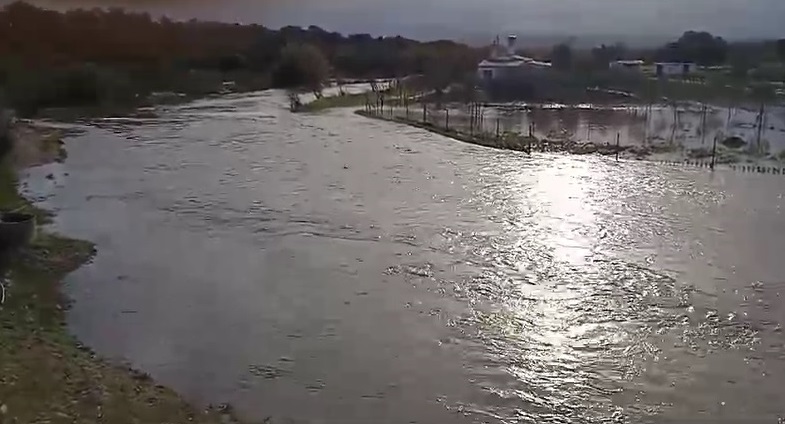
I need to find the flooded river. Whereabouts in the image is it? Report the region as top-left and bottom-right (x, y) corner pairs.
(23, 91), (785, 423)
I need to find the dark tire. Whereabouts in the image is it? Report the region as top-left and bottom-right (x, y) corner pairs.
(0, 212), (36, 252)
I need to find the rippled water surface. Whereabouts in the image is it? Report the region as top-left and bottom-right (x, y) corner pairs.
(24, 91), (785, 424)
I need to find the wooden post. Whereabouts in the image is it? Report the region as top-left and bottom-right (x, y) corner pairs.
(710, 134), (717, 170)
(700, 103), (707, 145)
(469, 103), (474, 135)
(445, 109), (449, 130)
(755, 102), (765, 154)
(616, 132), (620, 162)
(422, 102), (426, 124)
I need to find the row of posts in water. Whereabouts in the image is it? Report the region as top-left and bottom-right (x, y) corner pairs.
(364, 101), (784, 176)
(655, 160), (785, 174)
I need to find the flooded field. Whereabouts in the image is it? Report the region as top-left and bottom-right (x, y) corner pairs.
(22, 91), (785, 424)
(402, 103), (785, 163)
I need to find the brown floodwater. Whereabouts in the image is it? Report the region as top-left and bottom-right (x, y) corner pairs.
(22, 91), (785, 424)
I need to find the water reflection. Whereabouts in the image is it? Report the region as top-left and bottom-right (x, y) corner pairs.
(25, 91), (785, 424)
(487, 105), (785, 158)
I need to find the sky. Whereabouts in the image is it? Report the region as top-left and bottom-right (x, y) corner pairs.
(9, 0), (785, 44)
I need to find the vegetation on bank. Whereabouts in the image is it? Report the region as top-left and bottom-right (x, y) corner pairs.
(2, 2), (781, 117)
(0, 1), (478, 118)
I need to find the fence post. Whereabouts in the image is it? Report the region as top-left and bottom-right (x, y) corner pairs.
(445, 109), (449, 130)
(470, 104), (474, 136)
(422, 102), (426, 124)
(710, 134), (717, 170)
(616, 132), (620, 162)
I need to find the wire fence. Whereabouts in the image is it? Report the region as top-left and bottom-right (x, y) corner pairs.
(360, 100), (785, 175)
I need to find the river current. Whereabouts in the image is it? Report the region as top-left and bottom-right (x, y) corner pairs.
(23, 91), (785, 424)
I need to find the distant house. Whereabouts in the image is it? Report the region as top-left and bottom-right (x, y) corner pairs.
(609, 60), (645, 72)
(476, 35), (551, 82)
(655, 62), (697, 77)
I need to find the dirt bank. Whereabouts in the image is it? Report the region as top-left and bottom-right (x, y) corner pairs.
(8, 121), (68, 169)
(0, 121), (239, 424)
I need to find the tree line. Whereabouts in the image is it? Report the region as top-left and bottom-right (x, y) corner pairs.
(0, 1), (481, 116)
(546, 30), (785, 76)
(511, 30), (785, 105)
(2, 1), (782, 115)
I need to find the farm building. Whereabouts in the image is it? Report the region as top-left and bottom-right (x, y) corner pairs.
(655, 62), (697, 77)
(476, 35), (553, 100)
(609, 60), (645, 72)
(476, 35), (551, 82)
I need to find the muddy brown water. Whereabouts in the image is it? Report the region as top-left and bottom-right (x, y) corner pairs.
(22, 91), (785, 424)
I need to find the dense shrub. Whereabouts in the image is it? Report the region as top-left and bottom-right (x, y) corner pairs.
(272, 43), (330, 89)
(0, 109), (12, 159)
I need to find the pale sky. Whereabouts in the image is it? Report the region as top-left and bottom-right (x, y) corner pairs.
(9, 0), (785, 42)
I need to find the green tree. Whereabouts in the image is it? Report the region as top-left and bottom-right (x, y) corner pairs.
(655, 31), (728, 66)
(272, 43), (330, 95)
(591, 43), (627, 70)
(728, 47), (753, 79)
(551, 43), (573, 71)
(777, 39), (785, 62)
(0, 108), (12, 159)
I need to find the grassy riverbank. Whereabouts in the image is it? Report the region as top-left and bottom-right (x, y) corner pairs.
(0, 126), (235, 424)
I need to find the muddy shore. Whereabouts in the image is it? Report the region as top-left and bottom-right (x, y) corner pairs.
(0, 122), (240, 424)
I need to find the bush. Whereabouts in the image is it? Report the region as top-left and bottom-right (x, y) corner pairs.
(721, 136), (746, 149)
(272, 43), (329, 90)
(0, 109), (11, 159)
(1, 65), (142, 116)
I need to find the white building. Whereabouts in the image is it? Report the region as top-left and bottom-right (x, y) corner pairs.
(655, 62), (697, 77)
(477, 35), (551, 82)
(609, 60), (645, 72)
